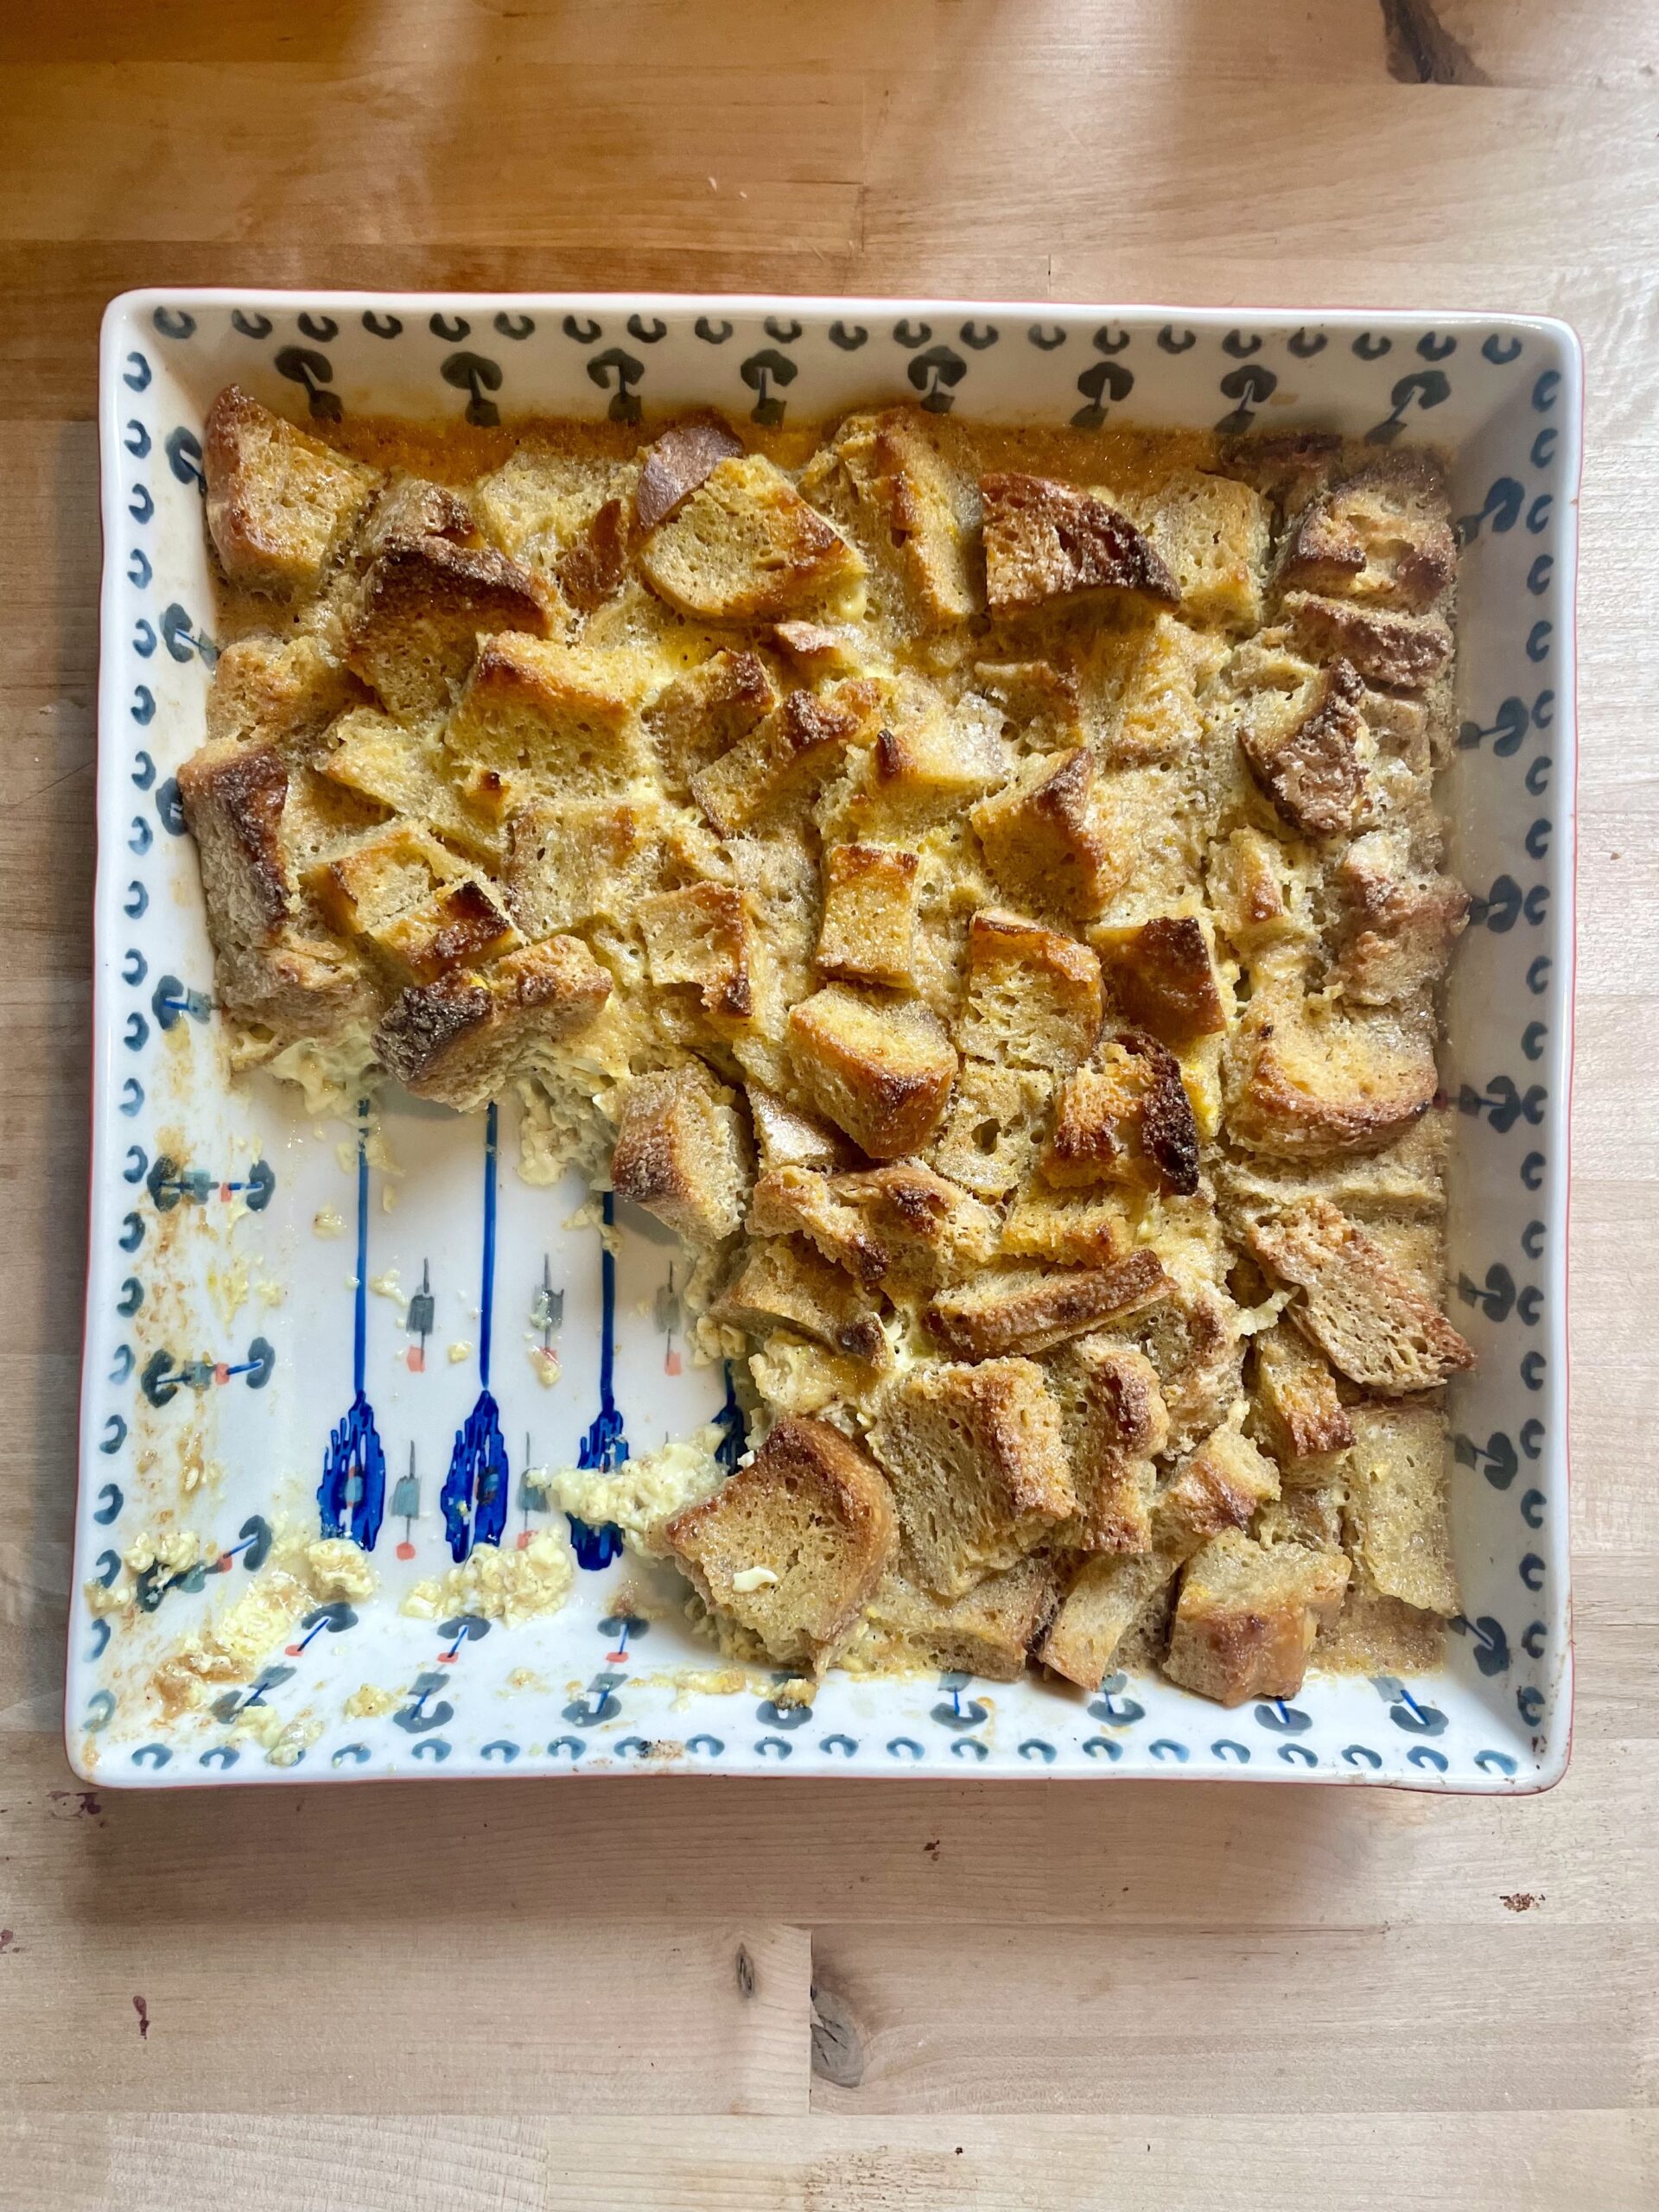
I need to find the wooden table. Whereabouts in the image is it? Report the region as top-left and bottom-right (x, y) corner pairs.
(2, 5), (1655, 2205)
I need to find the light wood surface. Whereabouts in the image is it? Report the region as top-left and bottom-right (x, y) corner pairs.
(2, 5), (1656, 2206)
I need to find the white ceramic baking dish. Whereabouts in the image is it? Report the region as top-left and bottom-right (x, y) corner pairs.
(76, 292), (1580, 1788)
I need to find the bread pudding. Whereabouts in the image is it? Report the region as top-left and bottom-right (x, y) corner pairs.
(182, 386), (1472, 1707)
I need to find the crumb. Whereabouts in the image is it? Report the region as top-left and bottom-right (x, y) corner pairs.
(313, 1205), (344, 1238)
(448, 1340), (473, 1364)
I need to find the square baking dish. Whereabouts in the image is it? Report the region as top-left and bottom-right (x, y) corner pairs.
(76, 292), (1580, 1788)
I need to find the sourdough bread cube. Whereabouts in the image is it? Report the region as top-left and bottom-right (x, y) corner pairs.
(203, 385), (379, 594)
(1215, 1116), (1448, 1225)
(825, 691), (1011, 840)
(302, 820), (465, 938)
(925, 1249), (1170, 1362)
(932, 1065), (1054, 1199)
(1246, 1198), (1473, 1394)
(1252, 1322), (1356, 1471)
(1045, 1338), (1168, 1552)
(637, 453), (864, 622)
(1134, 468), (1270, 630)
(1092, 915), (1228, 1046)
(691, 686), (869, 836)
(640, 882), (757, 1022)
(834, 406), (980, 626)
(469, 441), (634, 588)
(610, 1064), (751, 1248)
(1099, 613), (1224, 767)
(749, 1162), (997, 1296)
(817, 842), (921, 989)
(370, 875), (521, 987)
(868, 1357), (1076, 1598)
(1094, 1277), (1243, 1458)
(1340, 1399), (1460, 1616)
(633, 412), (748, 532)
(644, 648), (779, 791)
(787, 984), (957, 1159)
(1001, 1182), (1134, 1268)
(854, 1556), (1059, 1681)
(958, 910), (1103, 1073)
(1043, 1033), (1201, 1197)
(1205, 827), (1319, 956)
(1163, 1529), (1350, 1704)
(504, 789), (673, 938)
(1279, 454), (1456, 613)
(317, 706), (507, 865)
(1224, 965), (1439, 1161)
(1038, 1549), (1177, 1690)
(1255, 1484), (1346, 1554)
(664, 1416), (896, 1665)
(372, 935), (611, 1110)
(178, 738), (294, 952)
(1333, 829), (1469, 1006)
(1281, 591), (1452, 692)
(346, 540), (550, 716)
(745, 1084), (857, 1175)
(444, 632), (651, 791)
(971, 748), (1129, 920)
(712, 1235), (887, 1363)
(1154, 1417), (1281, 1556)
(205, 632), (364, 757)
(1240, 657), (1370, 839)
(771, 620), (867, 677)
(980, 473), (1180, 615)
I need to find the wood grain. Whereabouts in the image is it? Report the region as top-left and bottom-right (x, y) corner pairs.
(1, 3), (1656, 2205)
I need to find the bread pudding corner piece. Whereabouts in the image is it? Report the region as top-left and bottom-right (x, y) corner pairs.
(1041, 1032), (1202, 1198)
(1162, 1528), (1351, 1705)
(786, 984), (957, 1160)
(201, 385), (380, 596)
(957, 909), (1103, 1074)
(924, 1249), (1171, 1363)
(443, 630), (653, 792)
(1043, 1337), (1169, 1554)
(1278, 451), (1457, 614)
(978, 472), (1180, 617)
(1340, 1397), (1460, 1618)
(970, 747), (1131, 920)
(662, 1415), (896, 1667)
(372, 935), (611, 1111)
(1223, 958), (1439, 1160)
(608, 1062), (752, 1249)
(1129, 467), (1272, 632)
(1246, 1198), (1472, 1395)
(867, 1357), (1076, 1598)
(849, 1555), (1060, 1682)
(827, 404), (982, 627)
(635, 450), (865, 622)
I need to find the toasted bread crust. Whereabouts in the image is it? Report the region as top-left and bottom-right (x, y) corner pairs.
(1282, 591), (1452, 690)
(633, 412), (747, 534)
(1093, 916), (1228, 1045)
(980, 472), (1180, 614)
(925, 1248), (1171, 1361)
(1241, 657), (1368, 838)
(1247, 1198), (1474, 1394)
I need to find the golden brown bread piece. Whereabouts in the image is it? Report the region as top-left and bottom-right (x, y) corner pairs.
(1162, 1529), (1350, 1705)
(1224, 966), (1439, 1161)
(205, 632), (365, 758)
(643, 648), (779, 791)
(970, 748), (1129, 919)
(1131, 468), (1269, 630)
(932, 1065), (1054, 1200)
(503, 790), (674, 938)
(958, 910), (1104, 1074)
(1094, 1277), (1243, 1457)
(178, 737), (294, 952)
(1281, 591), (1452, 692)
(1332, 830), (1469, 1006)
(346, 540), (550, 717)
(373, 935), (612, 1109)
(744, 1084), (857, 1175)
(637, 452), (864, 621)
(444, 632), (651, 791)
(853, 1556), (1059, 1681)
(609, 1064), (751, 1247)
(663, 1415), (896, 1665)
(925, 1249), (1171, 1361)
(835, 406), (980, 626)
(691, 686), (868, 836)
(1092, 915), (1228, 1046)
(1000, 1182), (1135, 1268)
(633, 412), (747, 534)
(639, 882), (757, 1023)
(1042, 1033), (1201, 1198)
(1251, 1322), (1356, 1471)
(1036, 1548), (1176, 1690)
(203, 385), (379, 594)
(316, 706), (505, 867)
(787, 984), (957, 1160)
(1240, 657), (1370, 839)
(1215, 1115), (1449, 1226)
(830, 694), (1010, 839)
(980, 472), (1180, 615)
(1044, 1337), (1168, 1552)
(973, 658), (1084, 750)
(816, 842), (922, 989)
(867, 1357), (1076, 1598)
(711, 1235), (887, 1363)
(749, 1160), (996, 1294)
(1246, 1198), (1474, 1394)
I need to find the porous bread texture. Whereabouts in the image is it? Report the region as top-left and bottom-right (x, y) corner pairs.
(186, 396), (1467, 1705)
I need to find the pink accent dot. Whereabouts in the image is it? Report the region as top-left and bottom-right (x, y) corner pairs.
(396, 1541), (416, 1561)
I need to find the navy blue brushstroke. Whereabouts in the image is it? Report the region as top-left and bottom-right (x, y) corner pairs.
(318, 1100), (386, 1548)
(442, 1103), (509, 1560)
(715, 1361), (744, 1471)
(569, 1192), (626, 1568)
